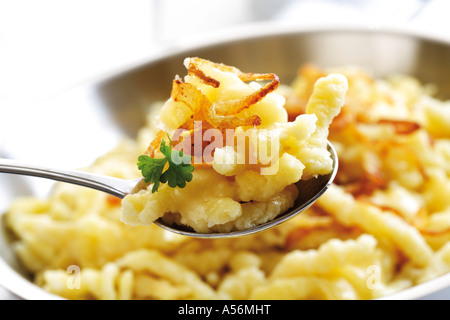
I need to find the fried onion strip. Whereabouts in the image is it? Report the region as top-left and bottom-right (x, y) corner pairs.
(376, 119), (421, 135)
(216, 73), (280, 116)
(145, 58), (281, 166)
(172, 79), (262, 130)
(145, 130), (166, 158)
(186, 62), (221, 88)
(185, 58), (280, 115)
(185, 57), (241, 78)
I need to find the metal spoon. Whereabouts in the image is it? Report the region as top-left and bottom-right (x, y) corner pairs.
(0, 141), (338, 238)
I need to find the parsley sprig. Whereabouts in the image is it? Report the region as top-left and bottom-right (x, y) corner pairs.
(137, 136), (194, 193)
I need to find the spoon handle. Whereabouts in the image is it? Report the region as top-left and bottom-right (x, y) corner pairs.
(0, 158), (136, 198)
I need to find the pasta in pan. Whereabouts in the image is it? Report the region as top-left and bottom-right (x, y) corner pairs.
(5, 61), (450, 300)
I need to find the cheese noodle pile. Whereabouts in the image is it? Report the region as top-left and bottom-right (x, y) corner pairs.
(5, 63), (450, 300)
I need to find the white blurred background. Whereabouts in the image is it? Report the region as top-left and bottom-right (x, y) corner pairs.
(0, 0), (448, 107)
(0, 0), (449, 300)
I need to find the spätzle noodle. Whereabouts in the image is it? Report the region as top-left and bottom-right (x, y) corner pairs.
(5, 63), (450, 300)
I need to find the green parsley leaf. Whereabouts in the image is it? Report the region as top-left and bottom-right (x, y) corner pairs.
(137, 136), (194, 193)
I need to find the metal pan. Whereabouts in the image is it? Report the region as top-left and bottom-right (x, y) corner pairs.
(1, 24), (449, 300)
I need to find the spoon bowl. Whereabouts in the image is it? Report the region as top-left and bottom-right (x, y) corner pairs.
(0, 141), (337, 238)
(155, 141), (338, 238)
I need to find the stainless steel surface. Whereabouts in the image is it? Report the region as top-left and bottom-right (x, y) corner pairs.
(1, 24), (450, 299)
(0, 158), (142, 199)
